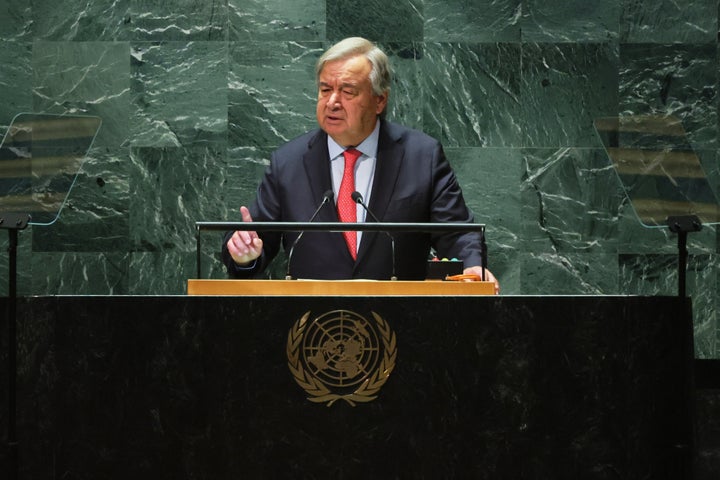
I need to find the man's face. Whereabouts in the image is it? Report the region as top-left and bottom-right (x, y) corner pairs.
(316, 55), (388, 147)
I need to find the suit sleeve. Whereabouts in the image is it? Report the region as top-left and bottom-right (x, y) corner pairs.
(221, 152), (285, 278)
(428, 143), (484, 267)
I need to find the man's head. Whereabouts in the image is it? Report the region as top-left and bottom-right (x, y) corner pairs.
(315, 37), (391, 147)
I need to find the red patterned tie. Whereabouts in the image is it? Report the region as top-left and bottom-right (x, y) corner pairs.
(337, 148), (362, 259)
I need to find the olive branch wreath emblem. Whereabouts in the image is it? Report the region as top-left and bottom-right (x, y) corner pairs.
(287, 310), (397, 407)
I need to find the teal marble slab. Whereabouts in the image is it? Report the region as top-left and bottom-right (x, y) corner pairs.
(522, 0), (620, 42)
(447, 146), (522, 292)
(521, 147), (624, 254)
(224, 146), (274, 211)
(521, 42), (619, 148)
(424, 0), (521, 42)
(229, 0), (324, 41)
(130, 41), (228, 147)
(228, 41), (321, 149)
(621, 0), (717, 44)
(30, 148), (130, 253)
(32, 41), (131, 148)
(0, 41), (32, 128)
(127, 0), (228, 41)
(0, 0), (31, 39)
(381, 43), (424, 131)
(421, 43), (523, 147)
(128, 146), (228, 255)
(30, 0), (130, 41)
(129, 251), (198, 294)
(619, 43), (717, 150)
(30, 252), (130, 295)
(326, 0), (423, 42)
(519, 251), (619, 294)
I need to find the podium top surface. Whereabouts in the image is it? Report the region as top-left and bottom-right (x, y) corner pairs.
(187, 279), (496, 296)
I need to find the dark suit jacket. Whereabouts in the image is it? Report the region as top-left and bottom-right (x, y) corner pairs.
(222, 120), (483, 280)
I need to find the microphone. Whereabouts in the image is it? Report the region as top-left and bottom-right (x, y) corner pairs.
(351, 191), (397, 281)
(285, 189), (334, 279)
(480, 226), (487, 281)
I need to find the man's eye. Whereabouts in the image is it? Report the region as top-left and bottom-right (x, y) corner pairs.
(343, 89), (357, 96)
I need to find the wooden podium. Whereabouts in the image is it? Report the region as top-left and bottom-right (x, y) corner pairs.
(186, 279), (496, 296)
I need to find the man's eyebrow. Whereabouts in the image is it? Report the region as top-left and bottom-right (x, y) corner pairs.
(318, 81), (359, 89)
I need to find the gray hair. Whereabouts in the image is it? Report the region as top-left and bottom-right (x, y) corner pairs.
(316, 37), (392, 97)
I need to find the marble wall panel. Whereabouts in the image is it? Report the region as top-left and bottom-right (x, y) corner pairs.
(521, 42), (619, 148)
(129, 251), (198, 294)
(448, 147), (522, 292)
(520, 147), (623, 254)
(126, 0), (229, 41)
(380, 43), (424, 130)
(424, 0), (521, 42)
(130, 41), (228, 147)
(31, 41), (131, 147)
(522, 0), (620, 43)
(228, 41), (321, 149)
(519, 251), (619, 294)
(30, 252), (130, 295)
(30, 0), (131, 41)
(128, 146), (227, 255)
(0, 0), (31, 39)
(620, 0), (717, 44)
(421, 43), (523, 147)
(619, 43), (717, 150)
(0, 42), (32, 127)
(30, 149), (130, 253)
(326, 0), (423, 42)
(229, 0), (325, 41)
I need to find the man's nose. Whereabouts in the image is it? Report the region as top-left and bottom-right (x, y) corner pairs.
(328, 91), (341, 108)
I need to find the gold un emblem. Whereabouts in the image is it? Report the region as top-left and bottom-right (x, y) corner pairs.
(287, 310), (397, 406)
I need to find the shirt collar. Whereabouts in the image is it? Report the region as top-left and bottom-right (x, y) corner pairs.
(327, 120), (380, 160)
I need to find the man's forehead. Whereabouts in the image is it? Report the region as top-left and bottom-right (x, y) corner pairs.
(320, 55), (371, 79)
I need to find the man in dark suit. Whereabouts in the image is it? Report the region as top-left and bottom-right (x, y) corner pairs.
(222, 37), (499, 291)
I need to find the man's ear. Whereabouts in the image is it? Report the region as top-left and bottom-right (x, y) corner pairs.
(375, 92), (388, 115)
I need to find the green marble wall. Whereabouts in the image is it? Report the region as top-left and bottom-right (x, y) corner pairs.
(0, 0), (718, 357)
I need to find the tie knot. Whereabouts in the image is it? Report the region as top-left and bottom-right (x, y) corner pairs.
(343, 148), (362, 166)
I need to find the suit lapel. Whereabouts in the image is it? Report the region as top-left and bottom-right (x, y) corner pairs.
(356, 121), (404, 263)
(302, 130), (337, 222)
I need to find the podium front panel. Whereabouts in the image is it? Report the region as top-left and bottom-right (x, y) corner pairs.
(0, 296), (693, 479)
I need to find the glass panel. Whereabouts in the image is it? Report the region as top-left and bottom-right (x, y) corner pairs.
(594, 115), (720, 228)
(0, 113), (102, 225)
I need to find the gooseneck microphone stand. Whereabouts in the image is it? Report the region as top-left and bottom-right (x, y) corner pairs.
(2, 212), (30, 480)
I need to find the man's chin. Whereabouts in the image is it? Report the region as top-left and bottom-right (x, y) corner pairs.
(322, 127), (352, 146)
